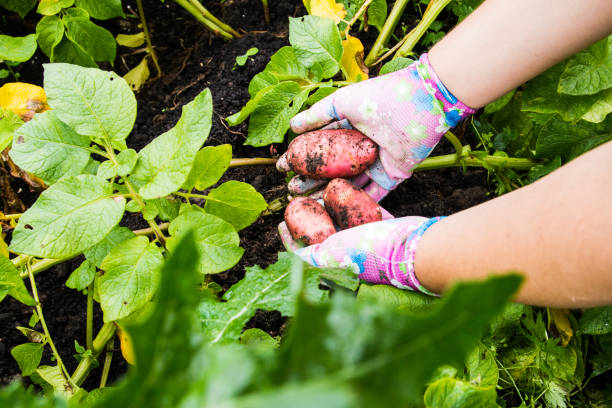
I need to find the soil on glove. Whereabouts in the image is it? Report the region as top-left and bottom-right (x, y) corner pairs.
(0, 0), (488, 388)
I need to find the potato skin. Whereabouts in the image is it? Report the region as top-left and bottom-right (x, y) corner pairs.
(286, 129), (378, 179)
(324, 178), (382, 229)
(284, 197), (336, 245)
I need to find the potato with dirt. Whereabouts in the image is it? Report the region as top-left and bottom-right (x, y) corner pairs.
(278, 129), (378, 179)
(324, 178), (382, 229)
(284, 197), (336, 245)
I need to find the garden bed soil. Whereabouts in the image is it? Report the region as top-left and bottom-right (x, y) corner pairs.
(0, 0), (489, 389)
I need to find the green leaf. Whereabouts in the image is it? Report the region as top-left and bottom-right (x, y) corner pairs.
(65, 259), (96, 290)
(10, 111), (91, 184)
(263, 46), (308, 83)
(167, 209), (243, 274)
(246, 82), (309, 146)
(306, 86), (337, 106)
(247, 71), (279, 98)
(130, 88), (212, 199)
(581, 87), (612, 123)
(0, 108), (24, 152)
(240, 328), (280, 349)
(51, 36), (97, 67)
(356, 284), (436, 312)
(116, 32), (145, 47)
(199, 252), (328, 343)
(204, 180), (267, 231)
(11, 343), (44, 376)
(235, 47), (259, 66)
(0, 254), (35, 306)
(74, 0), (124, 19)
(96, 149), (138, 179)
(535, 118), (611, 160)
(182, 144), (231, 191)
(466, 344), (499, 387)
(62, 12), (116, 63)
(98, 236), (164, 322)
(379, 56), (415, 75)
(83, 226), (135, 268)
(424, 377), (500, 408)
(522, 63), (600, 122)
(122, 56), (150, 92)
(33, 365), (72, 398)
(0, 0), (37, 18)
(0, 69), (8, 79)
(289, 15), (343, 79)
(366, 0), (387, 31)
(558, 36), (612, 96)
(36, 15), (64, 60)
(143, 197), (180, 222)
(9, 175), (126, 258)
(578, 306), (612, 335)
(37, 0), (74, 16)
(484, 89), (516, 114)
(43, 63), (136, 147)
(226, 84), (275, 126)
(0, 34), (37, 62)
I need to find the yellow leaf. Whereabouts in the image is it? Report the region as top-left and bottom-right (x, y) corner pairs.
(0, 82), (49, 122)
(123, 56), (150, 93)
(550, 308), (573, 346)
(0, 232), (8, 258)
(116, 32), (146, 48)
(309, 0), (346, 23)
(117, 325), (136, 365)
(341, 35), (369, 82)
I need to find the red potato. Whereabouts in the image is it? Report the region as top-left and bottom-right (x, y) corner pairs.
(284, 197), (336, 245)
(324, 178), (382, 229)
(285, 129), (378, 179)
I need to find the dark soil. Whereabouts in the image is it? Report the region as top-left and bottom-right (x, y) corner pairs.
(0, 0), (489, 389)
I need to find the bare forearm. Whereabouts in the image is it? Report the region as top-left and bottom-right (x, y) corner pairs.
(429, 0), (612, 108)
(415, 141), (612, 308)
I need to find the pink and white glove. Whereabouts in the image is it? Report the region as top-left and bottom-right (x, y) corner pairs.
(283, 53), (476, 201)
(294, 216), (444, 294)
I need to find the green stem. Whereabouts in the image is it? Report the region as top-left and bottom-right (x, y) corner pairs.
(174, 0), (234, 40)
(175, 191), (219, 202)
(71, 323), (116, 387)
(188, 0), (241, 38)
(86, 281), (94, 351)
(344, 0), (373, 37)
(136, 0), (162, 79)
(261, 0), (270, 25)
(26, 261), (77, 391)
(19, 257), (67, 279)
(134, 222), (169, 236)
(443, 131), (464, 162)
(413, 147), (537, 172)
(229, 158), (277, 167)
(364, 0), (411, 66)
(394, 0), (453, 58)
(99, 339), (114, 389)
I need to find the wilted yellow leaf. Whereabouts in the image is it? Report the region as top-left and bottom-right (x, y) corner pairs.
(0, 82), (49, 122)
(116, 32), (145, 48)
(550, 308), (573, 346)
(341, 35), (369, 82)
(123, 56), (150, 92)
(310, 0), (346, 23)
(0, 232), (8, 258)
(117, 325), (136, 365)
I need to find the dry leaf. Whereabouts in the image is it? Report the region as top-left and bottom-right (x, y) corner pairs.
(123, 56), (151, 93)
(309, 0), (346, 23)
(0, 82), (49, 122)
(550, 308), (573, 346)
(118, 325), (136, 365)
(341, 35), (369, 82)
(116, 32), (145, 48)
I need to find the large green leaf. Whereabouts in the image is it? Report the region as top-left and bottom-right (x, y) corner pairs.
(11, 343), (44, 376)
(65, 259), (96, 291)
(167, 209), (243, 274)
(51, 36), (97, 67)
(424, 377), (499, 408)
(0, 34), (37, 62)
(535, 118), (611, 160)
(37, 0), (74, 15)
(204, 181), (267, 231)
(578, 306), (612, 335)
(130, 88), (212, 199)
(289, 16), (343, 79)
(199, 252), (328, 344)
(246, 82), (308, 146)
(0, 0), (37, 18)
(356, 284), (436, 312)
(558, 36), (612, 96)
(10, 111), (91, 184)
(0, 254), (35, 306)
(9, 175), (125, 258)
(181, 144), (232, 191)
(264, 46), (309, 83)
(36, 15), (65, 60)
(581, 88), (612, 123)
(43, 63), (136, 146)
(74, 0), (124, 19)
(62, 11), (116, 63)
(83, 226), (135, 267)
(98, 236), (164, 322)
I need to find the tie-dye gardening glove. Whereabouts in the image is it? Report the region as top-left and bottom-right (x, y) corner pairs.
(284, 53), (476, 201)
(292, 216), (444, 294)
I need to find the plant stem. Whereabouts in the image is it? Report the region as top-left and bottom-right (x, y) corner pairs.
(99, 339), (114, 389)
(188, 0), (241, 38)
(261, 0), (270, 25)
(175, 191), (218, 202)
(0, 213), (22, 220)
(26, 260), (77, 391)
(174, 0), (234, 40)
(19, 257), (67, 279)
(136, 0), (162, 79)
(71, 323), (116, 387)
(344, 0), (373, 38)
(364, 0), (411, 66)
(229, 158), (277, 167)
(413, 146), (536, 172)
(394, 0), (452, 58)
(86, 281), (94, 351)
(443, 131), (464, 162)
(134, 222), (169, 236)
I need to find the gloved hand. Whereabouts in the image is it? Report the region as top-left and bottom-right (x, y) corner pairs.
(282, 53), (476, 201)
(292, 216), (444, 294)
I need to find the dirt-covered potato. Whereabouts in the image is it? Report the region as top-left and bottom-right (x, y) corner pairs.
(284, 129), (378, 179)
(284, 197), (336, 245)
(324, 178), (382, 229)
